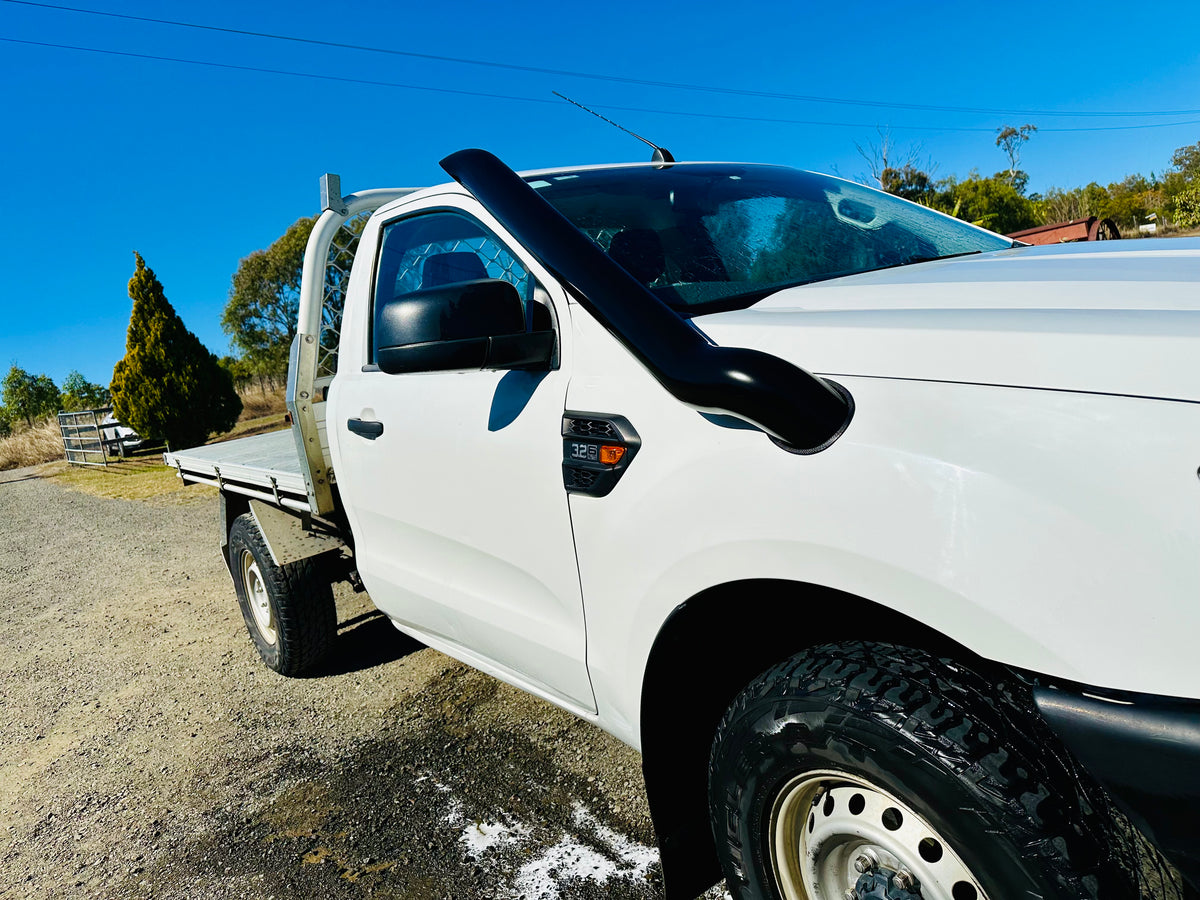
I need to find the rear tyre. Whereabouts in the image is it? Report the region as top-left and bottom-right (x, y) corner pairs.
(228, 512), (336, 676)
(708, 642), (1138, 900)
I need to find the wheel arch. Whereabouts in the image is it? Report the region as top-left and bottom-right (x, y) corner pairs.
(639, 578), (995, 900)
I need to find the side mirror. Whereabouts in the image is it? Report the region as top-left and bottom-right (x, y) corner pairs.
(376, 278), (555, 374)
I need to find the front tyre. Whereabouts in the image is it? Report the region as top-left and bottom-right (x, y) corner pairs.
(228, 512), (336, 676)
(708, 642), (1136, 900)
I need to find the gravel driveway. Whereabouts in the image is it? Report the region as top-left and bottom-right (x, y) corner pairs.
(0, 465), (725, 899)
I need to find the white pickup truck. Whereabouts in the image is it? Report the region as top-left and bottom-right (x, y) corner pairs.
(166, 149), (1200, 900)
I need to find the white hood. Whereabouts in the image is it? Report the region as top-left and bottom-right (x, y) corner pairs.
(697, 239), (1200, 403)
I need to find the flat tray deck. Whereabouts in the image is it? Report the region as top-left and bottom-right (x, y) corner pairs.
(164, 429), (309, 499)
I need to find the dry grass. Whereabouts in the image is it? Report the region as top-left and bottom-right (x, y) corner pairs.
(238, 384), (287, 420)
(0, 385), (291, 475)
(40, 408), (290, 502)
(211, 410), (291, 443)
(40, 456), (215, 503)
(0, 419), (65, 471)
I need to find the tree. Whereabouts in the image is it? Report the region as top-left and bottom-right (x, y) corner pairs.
(111, 253), (241, 449)
(995, 124), (1037, 185)
(881, 164), (935, 203)
(1036, 182), (1111, 224)
(855, 127), (928, 189)
(0, 405), (13, 438)
(1101, 173), (1157, 232)
(932, 173), (1039, 234)
(1170, 140), (1200, 180)
(60, 371), (110, 411)
(1004, 169), (1030, 196)
(1161, 141), (1200, 226)
(2, 365), (61, 427)
(223, 216), (316, 378)
(217, 355), (255, 392)
(1174, 186), (1200, 229)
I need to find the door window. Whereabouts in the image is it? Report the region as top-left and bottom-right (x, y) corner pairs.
(372, 211), (547, 364)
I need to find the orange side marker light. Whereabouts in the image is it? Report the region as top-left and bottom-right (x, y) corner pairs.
(599, 445), (626, 465)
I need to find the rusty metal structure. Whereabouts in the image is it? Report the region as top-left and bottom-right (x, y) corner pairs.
(1009, 216), (1121, 245)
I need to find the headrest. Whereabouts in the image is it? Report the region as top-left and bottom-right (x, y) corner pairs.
(422, 251), (489, 286)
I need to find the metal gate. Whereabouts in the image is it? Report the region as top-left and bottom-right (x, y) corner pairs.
(58, 408), (125, 467)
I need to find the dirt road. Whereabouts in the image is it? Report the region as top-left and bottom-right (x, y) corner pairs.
(0, 465), (725, 899)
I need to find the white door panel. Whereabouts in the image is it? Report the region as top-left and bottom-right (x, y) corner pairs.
(330, 198), (594, 711)
(337, 367), (593, 708)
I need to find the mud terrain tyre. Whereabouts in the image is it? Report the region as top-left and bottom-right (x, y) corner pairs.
(228, 512), (336, 676)
(708, 642), (1137, 900)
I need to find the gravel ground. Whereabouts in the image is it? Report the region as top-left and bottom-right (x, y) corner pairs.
(0, 465), (728, 900)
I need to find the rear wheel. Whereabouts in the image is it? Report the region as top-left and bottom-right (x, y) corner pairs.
(228, 512), (336, 676)
(708, 642), (1137, 900)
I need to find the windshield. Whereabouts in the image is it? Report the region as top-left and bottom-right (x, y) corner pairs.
(527, 164), (1013, 315)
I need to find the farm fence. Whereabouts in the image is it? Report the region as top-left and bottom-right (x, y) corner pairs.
(58, 407), (127, 467)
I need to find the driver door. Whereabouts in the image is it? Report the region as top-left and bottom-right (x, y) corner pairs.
(330, 200), (594, 712)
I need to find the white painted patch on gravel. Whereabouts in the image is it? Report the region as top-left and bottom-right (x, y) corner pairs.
(573, 804), (658, 875)
(513, 802), (658, 899)
(460, 818), (530, 858)
(424, 770), (659, 897)
(426, 775), (465, 826)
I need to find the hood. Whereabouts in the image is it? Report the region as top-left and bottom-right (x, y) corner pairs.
(697, 239), (1200, 403)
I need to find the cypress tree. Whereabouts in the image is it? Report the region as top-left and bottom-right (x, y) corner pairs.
(111, 253), (242, 449)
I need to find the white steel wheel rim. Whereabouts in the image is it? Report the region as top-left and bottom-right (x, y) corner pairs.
(769, 769), (988, 900)
(240, 550), (277, 645)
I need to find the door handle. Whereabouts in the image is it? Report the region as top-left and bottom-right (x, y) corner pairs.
(347, 418), (384, 439)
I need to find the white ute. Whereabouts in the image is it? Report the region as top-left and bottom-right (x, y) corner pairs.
(166, 149), (1200, 900)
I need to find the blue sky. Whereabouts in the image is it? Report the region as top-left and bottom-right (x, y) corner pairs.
(2, 0), (1199, 389)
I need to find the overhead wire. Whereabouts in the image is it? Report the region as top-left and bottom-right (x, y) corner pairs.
(0, 37), (566, 105)
(5, 36), (1199, 136)
(4, 0), (1200, 120)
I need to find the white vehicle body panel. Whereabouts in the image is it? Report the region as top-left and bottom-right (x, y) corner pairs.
(563, 305), (1200, 747)
(702, 240), (1200, 403)
(324, 186), (1200, 749)
(329, 192), (597, 713)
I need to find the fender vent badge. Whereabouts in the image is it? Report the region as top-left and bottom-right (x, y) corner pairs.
(562, 413), (640, 498)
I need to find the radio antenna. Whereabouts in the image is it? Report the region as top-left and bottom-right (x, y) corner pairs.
(553, 91), (675, 166)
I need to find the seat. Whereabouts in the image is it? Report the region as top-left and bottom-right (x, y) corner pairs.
(608, 229), (665, 285)
(422, 251), (488, 287)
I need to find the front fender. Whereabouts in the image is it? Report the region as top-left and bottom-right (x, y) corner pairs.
(568, 371), (1200, 740)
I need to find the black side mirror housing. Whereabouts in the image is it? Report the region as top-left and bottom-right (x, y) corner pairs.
(376, 278), (555, 374)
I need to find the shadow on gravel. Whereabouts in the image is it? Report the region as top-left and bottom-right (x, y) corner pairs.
(117, 668), (664, 900)
(0, 471), (40, 486)
(311, 611), (426, 678)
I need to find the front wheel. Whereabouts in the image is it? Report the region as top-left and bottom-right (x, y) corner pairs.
(228, 512), (336, 676)
(708, 642), (1137, 900)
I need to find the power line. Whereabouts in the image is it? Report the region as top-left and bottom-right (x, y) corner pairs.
(0, 36), (564, 106)
(5, 0), (1200, 120)
(602, 101), (1200, 134)
(5, 36), (1200, 136)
